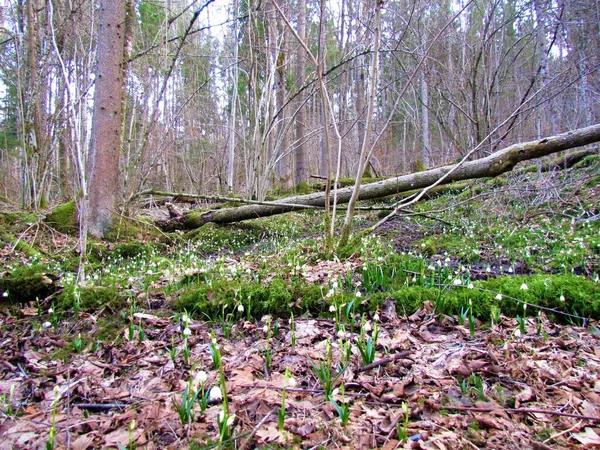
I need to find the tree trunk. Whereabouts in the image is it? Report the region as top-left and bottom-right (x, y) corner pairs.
(168, 124), (600, 229)
(294, 0), (308, 186)
(87, 0), (131, 238)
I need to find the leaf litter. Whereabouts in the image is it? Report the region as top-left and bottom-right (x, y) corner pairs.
(1, 297), (599, 449)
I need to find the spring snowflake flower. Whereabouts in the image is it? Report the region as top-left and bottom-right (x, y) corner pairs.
(227, 414), (236, 427)
(2, 291), (8, 298)
(559, 295), (565, 302)
(467, 283), (474, 289)
(373, 313), (380, 322)
(337, 329), (346, 339)
(453, 278), (462, 286)
(520, 283), (528, 291)
(329, 304), (336, 313)
(237, 304), (244, 313)
(285, 376), (297, 388)
(363, 322), (372, 332)
(355, 291), (362, 298)
(48, 308), (54, 314)
(195, 371), (208, 386)
(43, 321), (52, 328)
(495, 294), (503, 301)
(209, 386), (223, 401)
(183, 327), (192, 337)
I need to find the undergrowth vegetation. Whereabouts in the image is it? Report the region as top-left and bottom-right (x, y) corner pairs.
(1, 159), (599, 331)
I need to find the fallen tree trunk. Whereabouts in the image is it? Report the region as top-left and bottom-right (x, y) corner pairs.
(168, 124), (600, 230)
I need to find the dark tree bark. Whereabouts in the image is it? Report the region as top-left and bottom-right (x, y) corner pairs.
(86, 0), (131, 238)
(167, 124), (600, 230)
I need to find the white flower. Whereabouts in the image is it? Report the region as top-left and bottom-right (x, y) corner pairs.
(373, 313), (380, 322)
(48, 308), (54, 314)
(209, 386), (223, 401)
(2, 291), (8, 297)
(467, 283), (474, 289)
(226, 414), (236, 427)
(508, 267), (513, 273)
(559, 295), (565, 302)
(195, 371), (208, 385)
(329, 304), (336, 313)
(453, 278), (462, 285)
(514, 329), (522, 338)
(263, 325), (269, 333)
(520, 283), (528, 291)
(237, 304), (244, 313)
(523, 303), (527, 311)
(43, 321), (52, 328)
(183, 327), (192, 336)
(486, 267), (491, 273)
(337, 329), (346, 339)
(326, 289), (335, 298)
(129, 420), (136, 431)
(355, 291), (362, 298)
(495, 294), (503, 301)
(363, 322), (372, 332)
(181, 314), (189, 324)
(285, 376), (297, 388)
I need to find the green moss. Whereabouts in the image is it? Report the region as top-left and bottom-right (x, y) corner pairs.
(112, 241), (149, 259)
(294, 181), (314, 195)
(44, 201), (78, 234)
(184, 222), (268, 253)
(104, 218), (147, 242)
(482, 274), (600, 319)
(58, 285), (128, 311)
(177, 276), (327, 319)
(0, 211), (38, 226)
(0, 265), (60, 304)
(573, 154), (600, 169)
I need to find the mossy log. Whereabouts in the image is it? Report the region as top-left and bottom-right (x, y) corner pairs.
(522, 147), (599, 173)
(0, 232), (43, 258)
(166, 124), (600, 230)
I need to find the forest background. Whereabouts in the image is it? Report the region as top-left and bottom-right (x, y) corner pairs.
(0, 0), (598, 236)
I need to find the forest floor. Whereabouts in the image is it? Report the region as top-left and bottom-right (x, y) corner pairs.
(0, 155), (599, 449)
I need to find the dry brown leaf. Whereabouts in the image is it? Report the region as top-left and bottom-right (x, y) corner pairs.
(572, 427), (600, 446)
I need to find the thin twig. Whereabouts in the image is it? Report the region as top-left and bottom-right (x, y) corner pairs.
(238, 410), (273, 450)
(440, 405), (600, 422)
(73, 403), (128, 411)
(358, 351), (413, 372)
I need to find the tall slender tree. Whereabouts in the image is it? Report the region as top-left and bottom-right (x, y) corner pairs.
(87, 0), (132, 238)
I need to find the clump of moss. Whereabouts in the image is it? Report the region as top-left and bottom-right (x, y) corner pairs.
(482, 274), (600, 320)
(58, 285), (128, 311)
(104, 218), (148, 242)
(1, 211), (38, 227)
(0, 266), (60, 304)
(112, 241), (149, 259)
(573, 154), (600, 170)
(44, 201), (78, 234)
(176, 276), (330, 319)
(184, 222), (268, 254)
